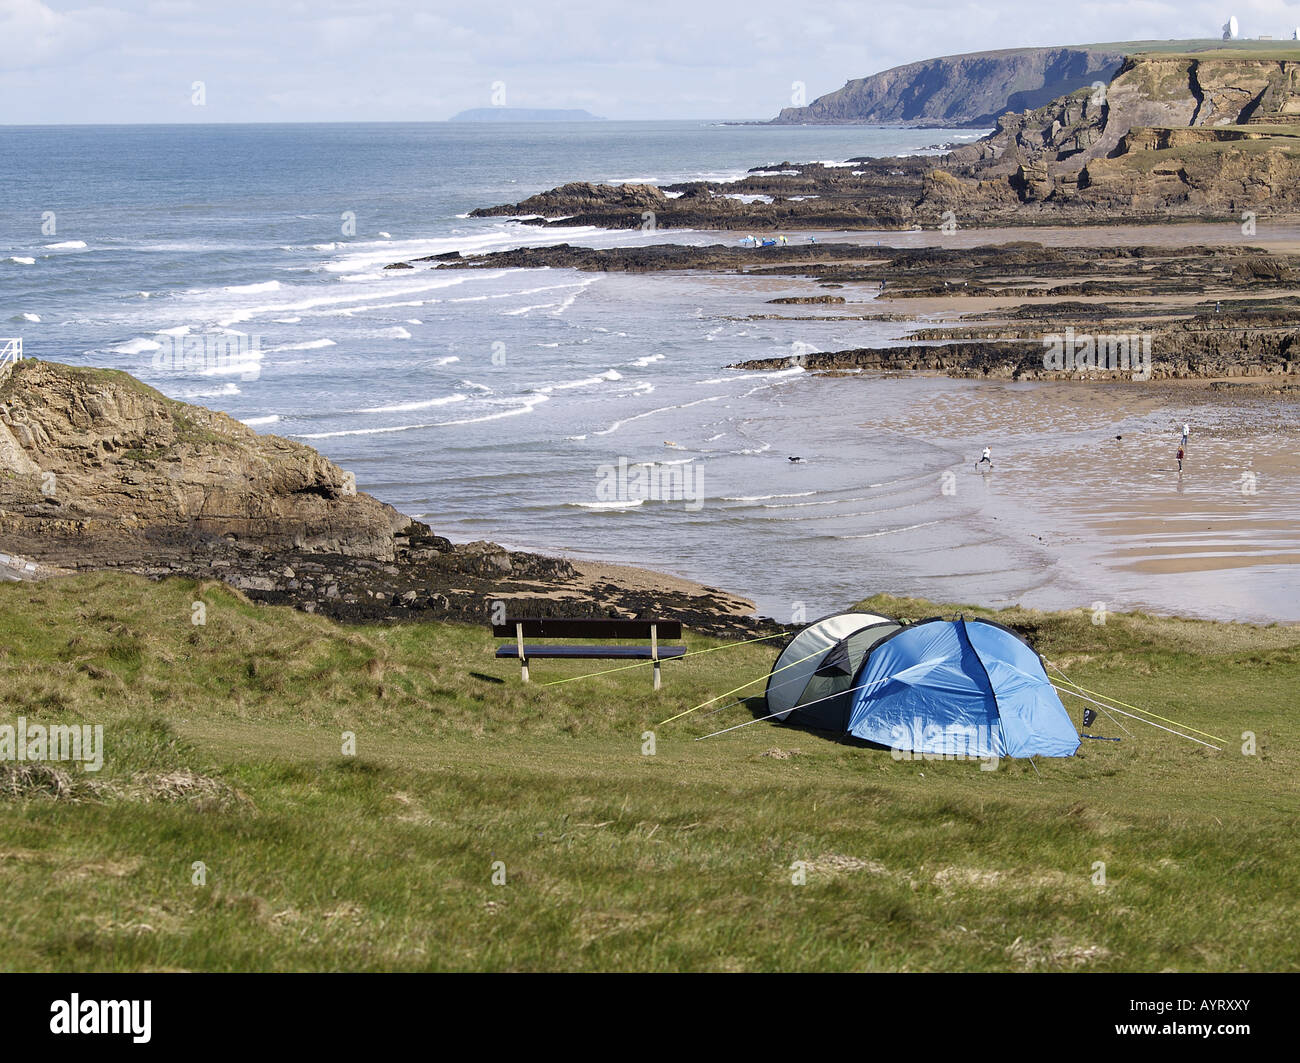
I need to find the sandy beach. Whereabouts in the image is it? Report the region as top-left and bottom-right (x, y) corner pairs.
(847, 375), (1300, 621)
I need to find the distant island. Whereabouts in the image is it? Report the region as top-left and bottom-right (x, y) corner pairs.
(449, 107), (606, 123)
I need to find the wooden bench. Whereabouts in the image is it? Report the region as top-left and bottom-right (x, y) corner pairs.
(493, 618), (685, 689)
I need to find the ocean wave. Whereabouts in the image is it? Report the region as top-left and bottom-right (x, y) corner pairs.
(435, 393), (550, 426)
(592, 394), (725, 437)
(839, 520), (942, 540)
(377, 326), (412, 339)
(224, 280), (282, 294)
(214, 275), (487, 327)
(356, 394), (467, 414)
(628, 354), (666, 368)
(568, 499), (646, 510)
(534, 369), (622, 394)
(44, 240), (87, 250)
(266, 339), (337, 352)
(112, 337), (162, 354)
(321, 298), (427, 316)
(722, 492), (815, 501)
(502, 302), (560, 316)
(298, 422), (435, 439)
(6, 256), (35, 265)
(13, 313), (40, 323)
(241, 415), (280, 427)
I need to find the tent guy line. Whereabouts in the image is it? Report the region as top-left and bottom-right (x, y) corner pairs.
(1051, 685), (1222, 750)
(1046, 661), (1224, 743)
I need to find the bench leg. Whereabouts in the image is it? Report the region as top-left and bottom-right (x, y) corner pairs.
(653, 659), (661, 691)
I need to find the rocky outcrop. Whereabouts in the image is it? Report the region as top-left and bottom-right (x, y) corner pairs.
(728, 324), (1300, 380)
(935, 54), (1300, 218)
(773, 45), (1125, 127)
(0, 360), (763, 636)
(471, 181), (669, 222)
(471, 52), (1300, 230)
(0, 359), (407, 566)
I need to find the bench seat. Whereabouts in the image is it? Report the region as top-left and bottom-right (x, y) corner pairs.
(495, 644), (688, 660)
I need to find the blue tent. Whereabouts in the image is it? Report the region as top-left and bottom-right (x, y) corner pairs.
(771, 617), (1079, 759)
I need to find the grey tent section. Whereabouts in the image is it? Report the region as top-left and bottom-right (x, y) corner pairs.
(765, 612), (900, 729)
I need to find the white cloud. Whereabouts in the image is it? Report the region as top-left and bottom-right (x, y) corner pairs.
(4, 0), (1300, 122)
(0, 0), (120, 71)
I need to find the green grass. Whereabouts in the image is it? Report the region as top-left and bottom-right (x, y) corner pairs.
(1, 573), (1297, 971)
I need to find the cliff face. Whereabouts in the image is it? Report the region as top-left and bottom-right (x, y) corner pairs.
(0, 360), (409, 566)
(934, 54), (1300, 219)
(773, 46), (1124, 127)
(468, 51), (1300, 230)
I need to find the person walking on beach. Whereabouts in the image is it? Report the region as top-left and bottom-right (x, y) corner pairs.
(1176, 445), (1185, 473)
(976, 446), (993, 470)
(1181, 422), (1190, 447)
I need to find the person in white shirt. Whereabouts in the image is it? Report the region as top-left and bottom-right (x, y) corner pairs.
(976, 446), (993, 470)
(1181, 422), (1189, 446)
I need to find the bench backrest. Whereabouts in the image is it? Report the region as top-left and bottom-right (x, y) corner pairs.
(492, 618), (682, 640)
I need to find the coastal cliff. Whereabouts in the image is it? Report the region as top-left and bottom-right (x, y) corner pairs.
(772, 45), (1125, 127)
(471, 50), (1300, 228)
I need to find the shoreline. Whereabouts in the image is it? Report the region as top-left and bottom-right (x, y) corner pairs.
(11, 217), (1300, 632)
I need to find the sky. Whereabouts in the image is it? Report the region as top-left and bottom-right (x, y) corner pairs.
(1, 0), (1299, 124)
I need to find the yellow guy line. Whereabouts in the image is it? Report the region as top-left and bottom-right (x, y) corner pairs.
(1047, 662), (1225, 744)
(656, 643), (829, 726)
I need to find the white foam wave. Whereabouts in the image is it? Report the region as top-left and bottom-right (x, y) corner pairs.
(356, 394), (467, 414)
(592, 394), (725, 438)
(535, 369), (622, 394)
(435, 393), (550, 426)
(267, 339), (337, 352)
(568, 499), (646, 510)
(839, 520), (942, 539)
(112, 337), (162, 354)
(224, 280), (282, 294)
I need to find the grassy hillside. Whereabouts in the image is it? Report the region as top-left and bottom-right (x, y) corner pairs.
(1, 573), (1296, 971)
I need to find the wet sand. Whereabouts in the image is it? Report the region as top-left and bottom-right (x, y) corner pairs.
(864, 377), (1300, 622)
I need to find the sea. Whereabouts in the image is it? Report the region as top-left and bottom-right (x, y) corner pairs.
(2, 121), (1295, 622)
